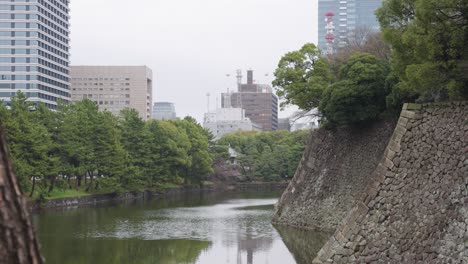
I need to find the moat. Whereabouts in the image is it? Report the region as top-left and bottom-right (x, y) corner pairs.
(33, 191), (328, 264)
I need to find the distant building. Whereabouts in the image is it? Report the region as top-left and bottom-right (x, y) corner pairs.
(318, 0), (383, 52)
(278, 118), (291, 131)
(291, 120), (320, 131)
(222, 70), (278, 131)
(0, 0), (71, 109)
(152, 102), (177, 120)
(71, 66), (153, 120)
(203, 107), (262, 140)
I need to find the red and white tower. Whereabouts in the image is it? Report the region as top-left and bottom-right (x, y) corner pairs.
(324, 11), (335, 55)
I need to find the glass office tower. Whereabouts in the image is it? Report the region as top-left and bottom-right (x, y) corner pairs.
(0, 0), (70, 109)
(318, 0), (382, 53)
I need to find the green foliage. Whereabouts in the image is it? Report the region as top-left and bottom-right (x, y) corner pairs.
(0, 98), (215, 197)
(0, 92), (54, 193)
(272, 43), (333, 111)
(319, 53), (391, 126)
(218, 130), (310, 181)
(376, 0), (468, 102)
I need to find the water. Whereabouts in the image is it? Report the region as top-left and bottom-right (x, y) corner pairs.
(33, 191), (329, 264)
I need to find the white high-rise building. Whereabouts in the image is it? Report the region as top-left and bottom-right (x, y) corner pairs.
(0, 0), (71, 109)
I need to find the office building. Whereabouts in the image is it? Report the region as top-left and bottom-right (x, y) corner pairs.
(71, 66), (153, 120)
(318, 0), (383, 52)
(0, 0), (71, 108)
(203, 107), (262, 140)
(222, 70), (278, 131)
(152, 102), (177, 120)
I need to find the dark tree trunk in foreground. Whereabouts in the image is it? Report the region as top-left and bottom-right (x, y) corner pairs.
(0, 128), (44, 264)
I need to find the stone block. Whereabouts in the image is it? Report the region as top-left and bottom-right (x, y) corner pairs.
(384, 148), (397, 161)
(388, 140), (401, 153)
(397, 117), (409, 128)
(383, 158), (395, 170)
(336, 231), (349, 245)
(401, 110), (421, 120)
(404, 103), (422, 111)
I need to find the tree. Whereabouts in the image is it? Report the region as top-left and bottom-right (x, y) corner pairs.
(57, 99), (99, 189)
(0, 126), (44, 264)
(376, 0), (468, 102)
(319, 53), (390, 126)
(272, 43), (333, 111)
(30, 103), (62, 195)
(174, 117), (213, 185)
(146, 120), (191, 183)
(328, 28), (392, 78)
(2, 93), (52, 195)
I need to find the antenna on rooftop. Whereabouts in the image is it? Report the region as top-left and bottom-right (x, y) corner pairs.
(206, 93), (210, 112)
(236, 69), (242, 91)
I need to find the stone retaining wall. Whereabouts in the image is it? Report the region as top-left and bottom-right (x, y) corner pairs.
(313, 102), (468, 263)
(272, 119), (397, 231)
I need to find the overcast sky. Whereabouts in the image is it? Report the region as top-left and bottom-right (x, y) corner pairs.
(69, 0), (318, 122)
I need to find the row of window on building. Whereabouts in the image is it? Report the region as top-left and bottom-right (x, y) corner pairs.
(72, 87), (130, 91)
(71, 94), (130, 99)
(71, 77), (131, 81)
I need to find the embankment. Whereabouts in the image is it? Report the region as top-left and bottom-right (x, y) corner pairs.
(29, 182), (287, 210)
(313, 102), (467, 263)
(272, 119), (397, 231)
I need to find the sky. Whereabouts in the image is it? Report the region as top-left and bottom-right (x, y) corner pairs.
(69, 0), (319, 122)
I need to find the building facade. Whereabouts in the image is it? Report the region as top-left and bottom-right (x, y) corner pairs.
(318, 0), (382, 52)
(203, 108), (262, 140)
(278, 118), (291, 131)
(0, 0), (71, 108)
(222, 70), (278, 131)
(152, 101), (177, 120)
(70, 66), (153, 120)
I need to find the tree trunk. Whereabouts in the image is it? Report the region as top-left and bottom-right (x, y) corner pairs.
(48, 175), (56, 194)
(0, 128), (44, 264)
(89, 171), (94, 190)
(29, 176), (36, 198)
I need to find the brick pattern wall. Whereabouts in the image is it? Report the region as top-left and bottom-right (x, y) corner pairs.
(273, 120), (396, 231)
(313, 102), (468, 264)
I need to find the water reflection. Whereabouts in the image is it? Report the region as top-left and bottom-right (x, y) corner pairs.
(274, 225), (331, 264)
(34, 191), (297, 264)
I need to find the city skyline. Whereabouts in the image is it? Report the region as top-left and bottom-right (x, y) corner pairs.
(68, 0), (319, 122)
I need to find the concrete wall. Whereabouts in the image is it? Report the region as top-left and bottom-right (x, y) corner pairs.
(313, 102), (468, 263)
(273, 119), (397, 231)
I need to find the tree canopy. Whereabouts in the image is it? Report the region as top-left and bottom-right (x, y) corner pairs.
(272, 43), (333, 111)
(0, 93), (214, 196)
(216, 130), (310, 181)
(376, 0), (468, 102)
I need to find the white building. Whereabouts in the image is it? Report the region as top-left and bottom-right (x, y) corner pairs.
(0, 0), (71, 109)
(203, 108), (262, 140)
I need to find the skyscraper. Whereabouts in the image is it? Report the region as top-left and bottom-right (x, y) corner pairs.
(222, 70), (278, 131)
(318, 0), (382, 53)
(0, 0), (71, 108)
(70, 66), (153, 120)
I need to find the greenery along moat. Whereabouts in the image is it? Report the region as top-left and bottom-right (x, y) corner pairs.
(33, 191), (329, 264)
